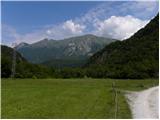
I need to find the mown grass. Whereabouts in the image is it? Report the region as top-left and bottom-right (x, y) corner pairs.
(1, 78), (158, 119)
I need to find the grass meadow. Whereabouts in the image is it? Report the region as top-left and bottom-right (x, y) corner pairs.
(1, 78), (158, 118)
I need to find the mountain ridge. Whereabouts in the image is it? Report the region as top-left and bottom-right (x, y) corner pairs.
(16, 34), (117, 67)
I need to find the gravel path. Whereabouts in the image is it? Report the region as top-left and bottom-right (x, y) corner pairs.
(125, 86), (159, 119)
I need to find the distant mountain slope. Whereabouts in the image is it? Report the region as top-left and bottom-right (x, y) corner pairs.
(15, 42), (29, 49)
(87, 14), (159, 78)
(1, 45), (53, 78)
(16, 34), (117, 66)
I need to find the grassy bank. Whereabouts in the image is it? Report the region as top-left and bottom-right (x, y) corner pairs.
(1, 78), (158, 118)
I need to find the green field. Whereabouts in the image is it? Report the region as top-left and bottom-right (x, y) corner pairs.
(1, 78), (158, 119)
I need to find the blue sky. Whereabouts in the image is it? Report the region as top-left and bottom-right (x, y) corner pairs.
(2, 1), (100, 34)
(1, 1), (159, 46)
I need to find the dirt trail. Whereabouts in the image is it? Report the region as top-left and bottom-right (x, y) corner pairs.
(125, 86), (159, 119)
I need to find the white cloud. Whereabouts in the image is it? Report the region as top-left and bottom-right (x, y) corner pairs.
(94, 15), (149, 40)
(46, 30), (52, 35)
(62, 20), (85, 34)
(44, 20), (85, 40)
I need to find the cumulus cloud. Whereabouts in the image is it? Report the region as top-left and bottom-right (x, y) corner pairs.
(44, 20), (85, 40)
(46, 30), (52, 35)
(62, 20), (85, 34)
(94, 15), (149, 40)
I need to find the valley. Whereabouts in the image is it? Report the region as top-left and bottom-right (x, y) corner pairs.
(2, 14), (159, 79)
(1, 1), (159, 119)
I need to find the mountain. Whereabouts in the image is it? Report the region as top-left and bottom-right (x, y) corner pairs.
(86, 14), (159, 79)
(1, 45), (53, 78)
(16, 34), (117, 67)
(15, 42), (29, 49)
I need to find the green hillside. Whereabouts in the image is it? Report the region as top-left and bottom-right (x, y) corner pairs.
(42, 58), (87, 68)
(1, 45), (53, 78)
(1, 45), (26, 77)
(86, 14), (159, 79)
